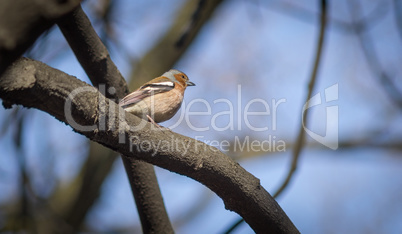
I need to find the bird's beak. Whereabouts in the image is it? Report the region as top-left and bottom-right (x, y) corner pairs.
(186, 81), (195, 86)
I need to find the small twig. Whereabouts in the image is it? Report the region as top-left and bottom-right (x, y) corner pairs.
(273, 0), (328, 199)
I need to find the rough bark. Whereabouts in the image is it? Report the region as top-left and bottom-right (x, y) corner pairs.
(0, 0), (80, 75)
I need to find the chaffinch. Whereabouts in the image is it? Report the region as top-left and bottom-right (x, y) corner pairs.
(119, 69), (195, 124)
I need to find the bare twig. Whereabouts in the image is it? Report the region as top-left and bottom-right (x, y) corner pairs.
(273, 0), (328, 199)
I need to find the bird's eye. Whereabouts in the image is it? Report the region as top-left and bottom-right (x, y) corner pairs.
(181, 75), (185, 79)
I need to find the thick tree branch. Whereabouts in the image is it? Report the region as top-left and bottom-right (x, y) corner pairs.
(57, 6), (173, 233)
(0, 0), (80, 76)
(0, 57), (299, 234)
(57, 5), (128, 99)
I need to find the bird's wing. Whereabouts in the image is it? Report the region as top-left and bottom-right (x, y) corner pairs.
(119, 78), (175, 108)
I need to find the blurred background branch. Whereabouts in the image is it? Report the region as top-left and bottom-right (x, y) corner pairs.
(273, 0), (328, 199)
(395, 0), (402, 41)
(348, 0), (402, 110)
(0, 0), (80, 75)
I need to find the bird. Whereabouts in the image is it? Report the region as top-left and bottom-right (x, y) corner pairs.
(119, 69), (195, 126)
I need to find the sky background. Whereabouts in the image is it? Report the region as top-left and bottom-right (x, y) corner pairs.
(1, 0), (402, 233)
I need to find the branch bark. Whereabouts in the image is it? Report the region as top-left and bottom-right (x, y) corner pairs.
(0, 57), (299, 234)
(0, 0), (81, 75)
(57, 6), (173, 233)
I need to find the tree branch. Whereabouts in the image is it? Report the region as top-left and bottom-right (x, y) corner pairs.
(273, 0), (327, 199)
(0, 57), (299, 234)
(0, 0), (81, 76)
(394, 0), (402, 41)
(57, 5), (128, 98)
(57, 6), (173, 233)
